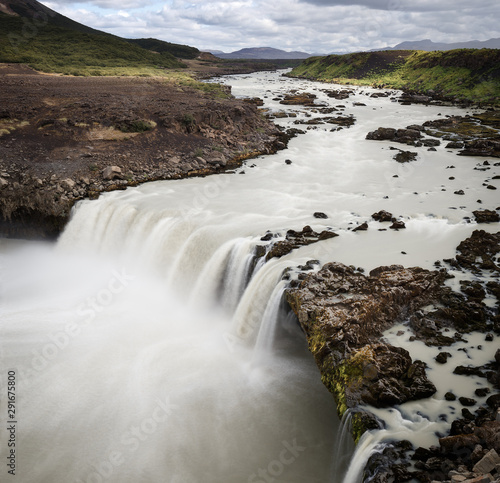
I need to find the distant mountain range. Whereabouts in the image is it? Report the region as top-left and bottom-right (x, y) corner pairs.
(210, 47), (315, 60)
(376, 38), (500, 51)
(209, 39), (500, 61)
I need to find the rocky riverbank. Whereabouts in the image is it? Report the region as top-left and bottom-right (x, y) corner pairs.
(0, 64), (287, 239)
(284, 229), (500, 482)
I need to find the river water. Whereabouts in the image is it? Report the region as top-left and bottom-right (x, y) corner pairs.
(0, 70), (498, 483)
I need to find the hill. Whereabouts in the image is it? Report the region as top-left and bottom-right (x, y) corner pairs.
(0, 0), (196, 75)
(125, 38), (199, 60)
(377, 38), (500, 52)
(214, 47), (313, 60)
(289, 49), (500, 105)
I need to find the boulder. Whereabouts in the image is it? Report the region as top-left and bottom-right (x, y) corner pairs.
(472, 449), (500, 475)
(390, 220), (406, 230)
(473, 210), (500, 223)
(372, 210), (394, 222)
(61, 178), (76, 190)
(353, 222), (368, 232)
(102, 166), (122, 180)
(394, 150), (418, 163)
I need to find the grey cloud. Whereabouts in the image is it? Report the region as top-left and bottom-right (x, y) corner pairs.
(297, 0), (499, 13)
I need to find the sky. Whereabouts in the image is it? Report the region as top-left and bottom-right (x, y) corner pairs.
(40, 0), (500, 54)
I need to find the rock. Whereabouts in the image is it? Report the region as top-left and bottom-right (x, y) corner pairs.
(102, 166), (122, 180)
(459, 397), (477, 407)
(61, 178), (76, 190)
(436, 352), (452, 364)
(445, 392), (457, 401)
(394, 150), (418, 163)
(280, 92), (317, 106)
(440, 433), (480, 452)
(464, 475), (494, 483)
(372, 210), (393, 222)
(0, 177), (8, 187)
(473, 449), (500, 474)
(366, 127), (397, 140)
(460, 139), (500, 158)
(447, 141), (465, 149)
(313, 211), (328, 219)
(455, 189), (465, 195)
(475, 388), (491, 398)
(454, 366), (485, 377)
(353, 222), (368, 232)
(366, 127), (422, 144)
(390, 220), (406, 230)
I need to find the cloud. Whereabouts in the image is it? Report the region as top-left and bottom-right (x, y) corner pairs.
(40, 0), (500, 54)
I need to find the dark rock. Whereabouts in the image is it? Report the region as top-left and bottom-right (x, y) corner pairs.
(454, 189), (465, 195)
(435, 352), (452, 364)
(445, 391), (456, 401)
(313, 211), (328, 219)
(486, 394), (500, 409)
(390, 220), (406, 230)
(394, 150), (418, 163)
(459, 397), (477, 407)
(473, 210), (500, 223)
(454, 366), (485, 377)
(446, 141), (465, 149)
(372, 210), (393, 222)
(460, 139), (500, 158)
(366, 127), (422, 145)
(475, 388), (490, 398)
(318, 230), (339, 240)
(352, 222), (368, 232)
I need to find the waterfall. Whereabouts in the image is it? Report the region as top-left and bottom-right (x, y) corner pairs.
(342, 433), (382, 483)
(332, 409), (357, 482)
(5, 69), (491, 483)
(1, 185), (345, 483)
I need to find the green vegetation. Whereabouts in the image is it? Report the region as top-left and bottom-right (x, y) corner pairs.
(125, 38), (199, 60)
(0, 11), (186, 75)
(289, 49), (500, 105)
(117, 120), (156, 133)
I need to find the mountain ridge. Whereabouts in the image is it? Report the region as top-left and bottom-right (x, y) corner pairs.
(211, 47), (314, 60)
(375, 38), (500, 52)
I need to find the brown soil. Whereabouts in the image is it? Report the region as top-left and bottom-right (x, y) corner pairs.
(0, 63), (286, 238)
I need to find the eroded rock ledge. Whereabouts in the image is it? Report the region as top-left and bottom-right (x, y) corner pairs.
(285, 262), (445, 438)
(0, 69), (287, 239)
(285, 230), (500, 480)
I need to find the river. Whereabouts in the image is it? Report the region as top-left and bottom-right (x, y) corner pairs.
(0, 70), (498, 483)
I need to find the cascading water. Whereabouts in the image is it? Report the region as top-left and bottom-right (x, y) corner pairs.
(1, 70), (499, 483)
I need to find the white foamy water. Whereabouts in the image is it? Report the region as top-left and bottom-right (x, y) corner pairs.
(1, 70), (498, 483)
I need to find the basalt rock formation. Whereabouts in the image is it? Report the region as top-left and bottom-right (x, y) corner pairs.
(285, 230), (500, 449)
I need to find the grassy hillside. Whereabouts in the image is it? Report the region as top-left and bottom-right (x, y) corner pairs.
(125, 38), (199, 60)
(0, 9), (187, 75)
(0, 12), (186, 75)
(289, 49), (500, 105)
